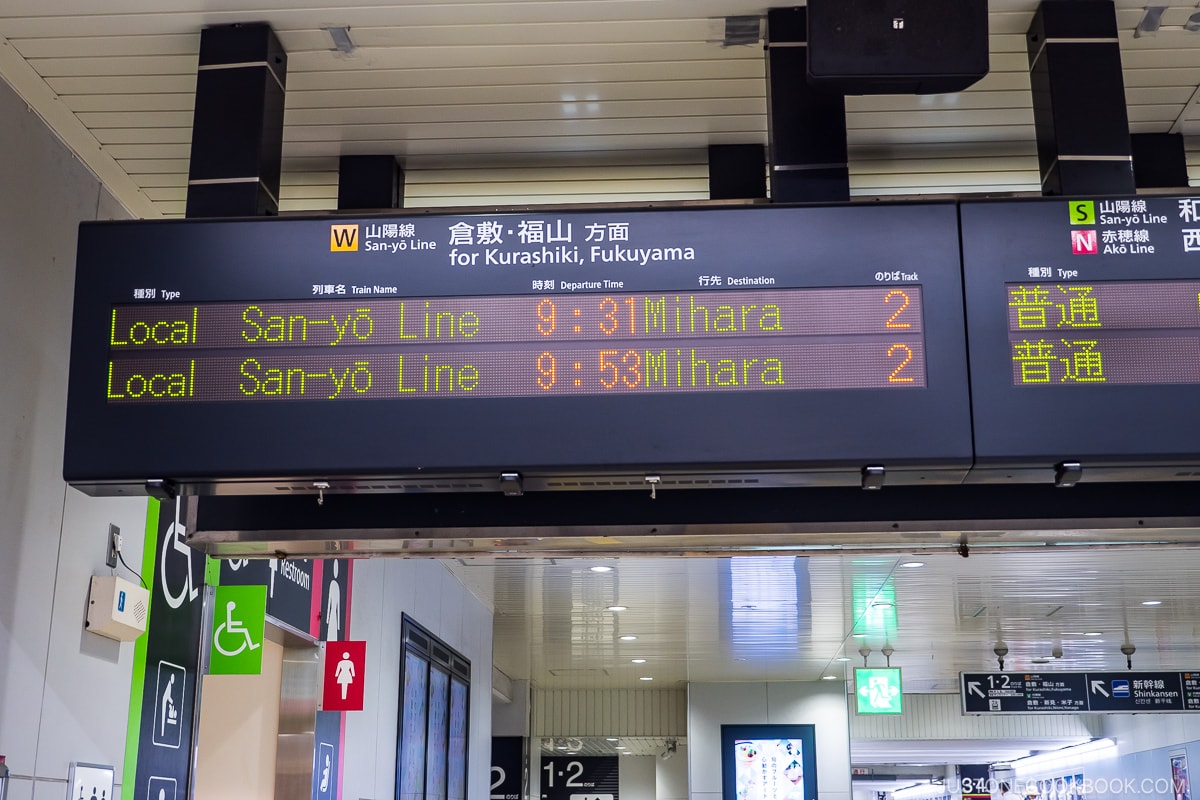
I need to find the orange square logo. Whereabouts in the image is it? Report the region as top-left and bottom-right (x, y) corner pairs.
(330, 224), (359, 251)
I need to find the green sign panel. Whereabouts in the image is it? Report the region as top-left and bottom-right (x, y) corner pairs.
(1068, 199), (1095, 225)
(209, 585), (266, 674)
(855, 667), (903, 714)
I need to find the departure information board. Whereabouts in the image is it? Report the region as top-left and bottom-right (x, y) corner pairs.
(961, 196), (1200, 479)
(1007, 280), (1200, 386)
(65, 203), (972, 494)
(103, 287), (927, 403)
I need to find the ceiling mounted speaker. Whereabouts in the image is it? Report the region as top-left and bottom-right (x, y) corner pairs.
(806, 0), (989, 94)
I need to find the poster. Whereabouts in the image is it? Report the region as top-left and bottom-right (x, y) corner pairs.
(733, 738), (807, 800)
(1172, 754), (1190, 800)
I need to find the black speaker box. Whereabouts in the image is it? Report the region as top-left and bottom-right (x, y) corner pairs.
(806, 0), (989, 94)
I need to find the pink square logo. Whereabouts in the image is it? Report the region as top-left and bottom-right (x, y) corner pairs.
(1070, 229), (1098, 255)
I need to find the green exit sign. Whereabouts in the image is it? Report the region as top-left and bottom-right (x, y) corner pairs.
(855, 667), (903, 715)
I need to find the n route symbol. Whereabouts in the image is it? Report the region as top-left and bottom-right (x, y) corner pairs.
(1071, 229), (1098, 255)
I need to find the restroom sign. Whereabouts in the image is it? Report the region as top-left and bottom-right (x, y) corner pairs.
(319, 640), (366, 711)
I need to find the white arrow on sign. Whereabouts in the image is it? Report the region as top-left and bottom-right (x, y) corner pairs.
(1090, 680), (1109, 697)
(968, 681), (985, 698)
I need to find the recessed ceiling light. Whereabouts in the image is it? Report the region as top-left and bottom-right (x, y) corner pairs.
(640, 676), (654, 681)
(621, 751), (633, 755)
(1084, 632), (1103, 636)
(556, 746), (567, 750)
(607, 738), (619, 742)
(607, 605), (628, 612)
(620, 635), (638, 641)
(821, 675), (839, 680)
(590, 566), (613, 573)
(615, 745), (626, 749)
(632, 658), (647, 664)
(1142, 600), (1163, 606)
(835, 656), (851, 662)
(900, 561), (925, 568)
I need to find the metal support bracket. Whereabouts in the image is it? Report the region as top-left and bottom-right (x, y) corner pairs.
(645, 474), (661, 500)
(1054, 461), (1083, 488)
(500, 472), (524, 496)
(861, 465), (886, 491)
(145, 479), (178, 500)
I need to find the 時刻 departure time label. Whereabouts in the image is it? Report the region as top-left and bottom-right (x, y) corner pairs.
(104, 286), (927, 403)
(1008, 280), (1200, 385)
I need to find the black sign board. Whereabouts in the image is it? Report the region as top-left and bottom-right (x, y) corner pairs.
(962, 670), (1200, 714)
(219, 557), (315, 635)
(540, 756), (618, 800)
(491, 737), (524, 800)
(64, 203), (973, 495)
(961, 195), (1200, 480)
(133, 499), (205, 800)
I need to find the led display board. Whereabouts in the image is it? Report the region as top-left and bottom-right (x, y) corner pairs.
(64, 203), (973, 495)
(961, 195), (1200, 481)
(721, 724), (818, 800)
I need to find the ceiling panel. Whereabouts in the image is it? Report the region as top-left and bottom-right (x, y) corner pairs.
(3, 0), (1198, 219)
(456, 547), (1200, 696)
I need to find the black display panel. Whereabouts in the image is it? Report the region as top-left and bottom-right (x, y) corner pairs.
(962, 195), (1200, 478)
(721, 724), (818, 800)
(65, 203), (973, 494)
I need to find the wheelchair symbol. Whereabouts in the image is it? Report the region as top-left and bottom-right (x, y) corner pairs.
(213, 600), (261, 658)
(160, 508), (198, 610)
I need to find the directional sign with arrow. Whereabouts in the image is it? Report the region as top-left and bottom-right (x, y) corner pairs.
(962, 671), (1200, 714)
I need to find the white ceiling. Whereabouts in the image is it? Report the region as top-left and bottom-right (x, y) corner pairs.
(451, 548), (1190, 764)
(5, 0), (1200, 769)
(1, 0), (1199, 219)
(450, 549), (1200, 693)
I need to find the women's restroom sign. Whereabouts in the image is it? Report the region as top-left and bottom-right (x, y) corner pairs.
(319, 641), (366, 711)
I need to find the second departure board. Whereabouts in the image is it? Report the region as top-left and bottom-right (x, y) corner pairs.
(65, 203), (973, 494)
(962, 196), (1200, 478)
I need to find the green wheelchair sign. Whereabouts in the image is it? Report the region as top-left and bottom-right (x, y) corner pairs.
(855, 667), (903, 715)
(209, 585), (267, 674)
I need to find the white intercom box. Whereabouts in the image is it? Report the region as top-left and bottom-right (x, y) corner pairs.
(86, 575), (150, 642)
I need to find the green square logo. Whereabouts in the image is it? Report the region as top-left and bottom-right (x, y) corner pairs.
(209, 585), (267, 674)
(855, 667), (903, 714)
(1069, 200), (1095, 225)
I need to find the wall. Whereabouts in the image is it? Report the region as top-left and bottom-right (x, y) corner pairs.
(343, 559), (493, 800)
(0, 75), (146, 800)
(619, 755), (655, 800)
(657, 742), (688, 800)
(687, 682), (852, 800)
